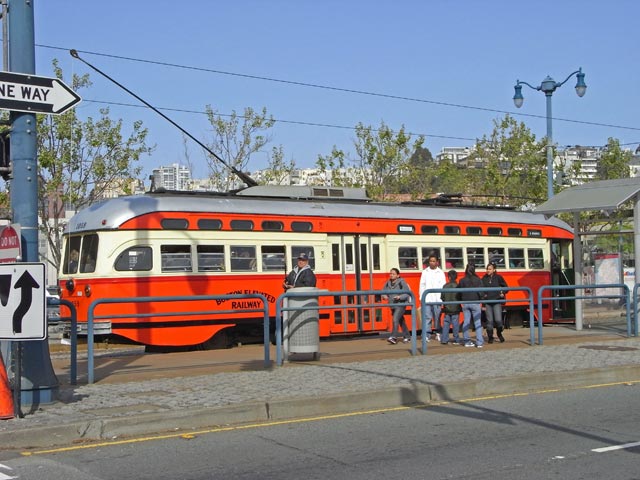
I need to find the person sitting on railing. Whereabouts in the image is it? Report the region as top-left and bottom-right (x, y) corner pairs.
(382, 268), (411, 345)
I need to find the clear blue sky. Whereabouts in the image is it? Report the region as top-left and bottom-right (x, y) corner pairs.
(33, 0), (639, 180)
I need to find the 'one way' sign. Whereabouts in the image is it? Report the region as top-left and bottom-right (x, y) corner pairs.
(0, 71), (81, 115)
(0, 263), (46, 340)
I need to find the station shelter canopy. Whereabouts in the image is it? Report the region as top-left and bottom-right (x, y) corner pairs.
(534, 178), (640, 215)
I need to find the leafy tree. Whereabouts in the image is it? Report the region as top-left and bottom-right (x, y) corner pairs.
(350, 121), (424, 200)
(597, 138), (631, 180)
(0, 189), (8, 216)
(409, 145), (434, 166)
(37, 60), (152, 271)
(314, 147), (354, 187)
(431, 159), (467, 194)
(204, 106), (275, 191)
(260, 145), (296, 185)
(468, 115), (547, 205)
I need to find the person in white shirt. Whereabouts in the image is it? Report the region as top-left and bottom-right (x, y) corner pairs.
(419, 254), (446, 341)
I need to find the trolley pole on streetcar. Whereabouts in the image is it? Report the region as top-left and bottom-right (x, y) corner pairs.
(3, 0), (59, 404)
(512, 68), (587, 199)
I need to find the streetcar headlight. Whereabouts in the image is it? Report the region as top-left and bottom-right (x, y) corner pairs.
(65, 279), (75, 292)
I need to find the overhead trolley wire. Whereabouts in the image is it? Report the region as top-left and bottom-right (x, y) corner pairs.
(37, 44), (640, 133)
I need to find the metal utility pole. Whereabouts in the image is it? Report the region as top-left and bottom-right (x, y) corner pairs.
(1, 1), (8, 70)
(7, 0), (58, 405)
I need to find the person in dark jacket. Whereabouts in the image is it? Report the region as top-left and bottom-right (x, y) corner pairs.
(382, 268), (412, 344)
(482, 262), (508, 343)
(440, 270), (462, 345)
(283, 253), (317, 290)
(459, 263), (484, 348)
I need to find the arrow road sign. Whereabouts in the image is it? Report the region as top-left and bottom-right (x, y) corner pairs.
(0, 262), (46, 341)
(0, 71), (81, 115)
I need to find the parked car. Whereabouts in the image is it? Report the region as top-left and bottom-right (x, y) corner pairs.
(46, 288), (60, 324)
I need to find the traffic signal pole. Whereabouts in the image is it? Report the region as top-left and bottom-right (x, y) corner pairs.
(7, 0), (58, 405)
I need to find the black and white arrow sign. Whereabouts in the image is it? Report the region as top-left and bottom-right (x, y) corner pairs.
(0, 263), (46, 341)
(0, 71), (81, 115)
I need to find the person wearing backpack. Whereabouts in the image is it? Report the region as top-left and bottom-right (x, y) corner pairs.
(440, 270), (462, 345)
(459, 263), (485, 348)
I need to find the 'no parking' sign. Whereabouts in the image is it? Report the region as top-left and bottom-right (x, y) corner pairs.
(0, 263), (46, 340)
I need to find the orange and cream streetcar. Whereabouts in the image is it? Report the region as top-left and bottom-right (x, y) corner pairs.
(58, 185), (574, 348)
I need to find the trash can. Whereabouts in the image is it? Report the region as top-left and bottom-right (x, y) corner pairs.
(284, 287), (320, 359)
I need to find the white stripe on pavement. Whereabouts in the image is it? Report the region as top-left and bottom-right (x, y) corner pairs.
(592, 441), (640, 453)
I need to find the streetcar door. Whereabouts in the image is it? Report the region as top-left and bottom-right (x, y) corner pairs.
(328, 234), (385, 334)
(551, 239), (575, 319)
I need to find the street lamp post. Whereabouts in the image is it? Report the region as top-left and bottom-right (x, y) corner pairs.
(513, 68), (587, 199)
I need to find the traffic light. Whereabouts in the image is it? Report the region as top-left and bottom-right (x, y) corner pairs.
(0, 130), (10, 181)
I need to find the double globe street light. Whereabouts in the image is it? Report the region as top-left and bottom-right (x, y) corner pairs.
(513, 68), (587, 199)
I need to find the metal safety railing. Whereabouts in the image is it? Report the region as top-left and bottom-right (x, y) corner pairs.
(58, 281), (640, 382)
(538, 283), (637, 343)
(275, 288), (417, 366)
(86, 294), (269, 383)
(421, 286), (535, 351)
(57, 299), (78, 385)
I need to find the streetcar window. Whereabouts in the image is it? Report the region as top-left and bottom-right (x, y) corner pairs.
(161, 218), (189, 230)
(487, 227), (503, 236)
(292, 246), (315, 269)
(197, 245), (225, 272)
(63, 236), (82, 274)
(332, 244), (340, 271)
(372, 244), (381, 270)
(466, 226), (482, 235)
(528, 248), (544, 269)
(508, 248), (525, 268)
(344, 244), (354, 271)
(508, 228), (523, 237)
(420, 225), (438, 234)
(444, 226), (461, 235)
(79, 234), (98, 273)
(197, 219), (222, 230)
(261, 246), (285, 271)
(421, 247), (441, 267)
(262, 221), (284, 231)
(444, 247), (463, 269)
(466, 247), (485, 268)
(161, 245), (193, 272)
(399, 247), (418, 270)
(488, 248), (505, 268)
(291, 221), (313, 232)
(230, 246), (257, 271)
(360, 244), (369, 270)
(230, 220), (254, 231)
(114, 246), (152, 271)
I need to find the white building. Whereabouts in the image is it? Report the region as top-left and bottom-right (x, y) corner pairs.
(435, 146), (471, 164)
(152, 163), (192, 191)
(555, 146), (601, 184)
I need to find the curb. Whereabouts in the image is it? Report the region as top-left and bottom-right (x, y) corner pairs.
(4, 364), (639, 450)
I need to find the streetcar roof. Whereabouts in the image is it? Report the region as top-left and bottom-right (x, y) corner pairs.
(65, 189), (573, 234)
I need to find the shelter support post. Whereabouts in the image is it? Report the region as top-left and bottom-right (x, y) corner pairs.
(574, 212), (583, 330)
(635, 195), (640, 330)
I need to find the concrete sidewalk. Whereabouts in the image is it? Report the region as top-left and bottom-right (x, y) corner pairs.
(1, 322), (639, 450)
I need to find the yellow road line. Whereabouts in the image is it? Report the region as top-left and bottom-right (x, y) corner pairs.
(22, 378), (640, 456)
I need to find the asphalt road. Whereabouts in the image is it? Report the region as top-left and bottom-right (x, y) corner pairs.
(3, 381), (639, 479)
